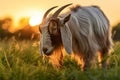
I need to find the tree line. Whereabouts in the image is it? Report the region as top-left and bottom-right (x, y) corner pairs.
(0, 17), (40, 40)
(0, 16), (120, 41)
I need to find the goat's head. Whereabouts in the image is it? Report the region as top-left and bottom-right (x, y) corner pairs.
(39, 4), (72, 56)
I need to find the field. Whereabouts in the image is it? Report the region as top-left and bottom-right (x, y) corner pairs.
(0, 39), (120, 80)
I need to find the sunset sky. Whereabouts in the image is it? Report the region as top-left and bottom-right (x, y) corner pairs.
(0, 0), (120, 26)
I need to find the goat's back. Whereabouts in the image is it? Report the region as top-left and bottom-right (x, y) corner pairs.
(65, 6), (112, 54)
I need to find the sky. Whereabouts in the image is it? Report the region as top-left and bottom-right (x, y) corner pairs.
(0, 0), (120, 26)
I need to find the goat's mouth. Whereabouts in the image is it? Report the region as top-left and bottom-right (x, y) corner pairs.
(43, 47), (54, 56)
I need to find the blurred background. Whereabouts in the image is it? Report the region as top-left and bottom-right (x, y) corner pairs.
(0, 0), (120, 40)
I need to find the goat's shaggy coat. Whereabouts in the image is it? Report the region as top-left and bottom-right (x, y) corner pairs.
(39, 4), (113, 70)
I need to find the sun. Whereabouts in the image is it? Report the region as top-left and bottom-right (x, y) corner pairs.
(29, 15), (43, 26)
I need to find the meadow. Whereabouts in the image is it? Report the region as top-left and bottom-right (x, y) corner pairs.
(0, 39), (120, 80)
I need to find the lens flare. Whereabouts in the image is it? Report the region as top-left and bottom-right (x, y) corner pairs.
(29, 15), (42, 26)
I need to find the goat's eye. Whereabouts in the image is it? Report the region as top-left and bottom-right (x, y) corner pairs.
(52, 26), (57, 31)
(48, 22), (58, 34)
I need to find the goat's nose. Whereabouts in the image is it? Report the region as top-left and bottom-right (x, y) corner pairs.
(43, 48), (48, 53)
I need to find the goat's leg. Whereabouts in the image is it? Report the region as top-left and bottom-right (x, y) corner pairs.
(82, 51), (96, 71)
(98, 48), (110, 68)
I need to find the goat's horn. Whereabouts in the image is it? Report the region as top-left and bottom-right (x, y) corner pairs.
(42, 6), (58, 21)
(52, 3), (72, 18)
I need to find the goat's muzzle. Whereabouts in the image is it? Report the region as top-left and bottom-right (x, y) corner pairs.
(43, 47), (54, 56)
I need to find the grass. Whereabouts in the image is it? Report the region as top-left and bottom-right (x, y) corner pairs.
(0, 39), (120, 80)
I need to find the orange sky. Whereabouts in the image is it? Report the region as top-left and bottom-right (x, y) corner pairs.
(0, 0), (120, 26)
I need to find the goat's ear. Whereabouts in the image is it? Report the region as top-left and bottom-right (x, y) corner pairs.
(63, 14), (71, 24)
(60, 24), (72, 54)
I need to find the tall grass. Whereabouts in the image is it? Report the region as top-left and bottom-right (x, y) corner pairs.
(0, 39), (120, 80)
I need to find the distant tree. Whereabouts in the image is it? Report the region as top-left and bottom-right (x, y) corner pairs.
(2, 17), (13, 30)
(0, 17), (13, 39)
(112, 23), (120, 41)
(14, 17), (39, 40)
(18, 17), (30, 30)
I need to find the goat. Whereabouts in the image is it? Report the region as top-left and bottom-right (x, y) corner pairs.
(39, 3), (113, 70)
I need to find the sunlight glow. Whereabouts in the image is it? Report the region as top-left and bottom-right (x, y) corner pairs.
(29, 15), (43, 26)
